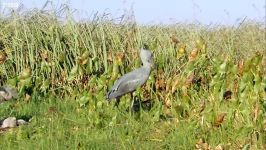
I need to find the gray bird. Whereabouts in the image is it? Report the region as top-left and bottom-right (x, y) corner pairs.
(0, 86), (18, 103)
(106, 48), (154, 108)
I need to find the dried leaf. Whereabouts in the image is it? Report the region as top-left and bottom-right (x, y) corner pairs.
(80, 58), (89, 65)
(40, 50), (49, 61)
(142, 86), (150, 100)
(195, 138), (211, 150)
(237, 59), (245, 75)
(116, 52), (125, 64)
(24, 94), (31, 103)
(213, 113), (227, 127)
(131, 51), (138, 59)
(252, 102), (260, 122)
(163, 106), (172, 116)
(189, 48), (198, 61)
(80, 51), (90, 60)
(166, 78), (172, 93)
(199, 101), (206, 113)
(215, 144), (223, 150)
(171, 75), (179, 94)
(223, 90), (232, 100)
(156, 78), (166, 91)
(165, 95), (172, 108)
(0, 51), (7, 64)
(186, 73), (197, 87)
(170, 35), (179, 44)
(107, 49), (113, 62)
(48, 106), (58, 114)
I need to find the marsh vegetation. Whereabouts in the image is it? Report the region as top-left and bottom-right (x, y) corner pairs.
(0, 10), (265, 149)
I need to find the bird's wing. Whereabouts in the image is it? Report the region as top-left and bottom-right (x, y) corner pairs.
(107, 68), (148, 99)
(116, 76), (143, 93)
(107, 76), (143, 99)
(112, 68), (146, 91)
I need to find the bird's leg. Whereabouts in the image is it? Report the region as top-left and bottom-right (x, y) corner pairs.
(130, 93), (135, 110)
(114, 98), (121, 108)
(131, 92), (141, 113)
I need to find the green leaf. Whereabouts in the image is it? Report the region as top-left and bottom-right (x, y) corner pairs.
(67, 65), (79, 81)
(78, 94), (90, 107)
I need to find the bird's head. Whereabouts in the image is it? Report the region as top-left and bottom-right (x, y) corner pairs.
(140, 48), (154, 68)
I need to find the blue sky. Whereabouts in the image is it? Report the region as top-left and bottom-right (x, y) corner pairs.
(1, 0), (265, 25)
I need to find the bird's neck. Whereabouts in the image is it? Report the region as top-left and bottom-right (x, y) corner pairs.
(142, 63), (152, 74)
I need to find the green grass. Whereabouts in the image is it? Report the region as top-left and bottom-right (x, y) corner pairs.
(0, 10), (265, 149)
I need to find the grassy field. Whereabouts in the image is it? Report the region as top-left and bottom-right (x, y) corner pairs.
(0, 11), (265, 149)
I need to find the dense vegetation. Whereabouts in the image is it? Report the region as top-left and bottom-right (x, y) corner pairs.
(0, 11), (265, 149)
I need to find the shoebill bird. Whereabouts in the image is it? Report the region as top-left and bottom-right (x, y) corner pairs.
(106, 48), (154, 109)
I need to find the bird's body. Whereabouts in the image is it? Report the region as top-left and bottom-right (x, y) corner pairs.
(106, 48), (154, 106)
(106, 65), (151, 99)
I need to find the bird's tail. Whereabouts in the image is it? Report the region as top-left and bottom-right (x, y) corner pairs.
(106, 89), (117, 101)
